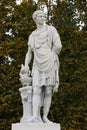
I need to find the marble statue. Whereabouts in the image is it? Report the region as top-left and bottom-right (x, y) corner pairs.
(19, 10), (62, 123)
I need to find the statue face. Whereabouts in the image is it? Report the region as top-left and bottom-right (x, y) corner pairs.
(35, 13), (46, 25)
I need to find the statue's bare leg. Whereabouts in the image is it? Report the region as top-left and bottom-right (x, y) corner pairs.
(43, 86), (53, 123)
(28, 87), (42, 122)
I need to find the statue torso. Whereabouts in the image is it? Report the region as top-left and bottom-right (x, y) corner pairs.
(31, 25), (54, 72)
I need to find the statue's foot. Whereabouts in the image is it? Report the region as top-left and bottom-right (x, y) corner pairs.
(43, 116), (53, 123)
(27, 116), (43, 123)
(28, 116), (37, 122)
(39, 116), (43, 123)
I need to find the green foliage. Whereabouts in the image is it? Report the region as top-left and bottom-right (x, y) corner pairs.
(49, 0), (87, 129)
(49, 30), (87, 130)
(0, 1), (36, 130)
(0, 0), (87, 130)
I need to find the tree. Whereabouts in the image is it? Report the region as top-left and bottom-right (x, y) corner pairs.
(0, 0), (87, 130)
(0, 1), (36, 130)
(49, 0), (87, 130)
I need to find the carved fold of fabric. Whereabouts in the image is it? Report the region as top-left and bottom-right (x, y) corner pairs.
(32, 68), (55, 88)
(28, 24), (62, 88)
(34, 48), (54, 72)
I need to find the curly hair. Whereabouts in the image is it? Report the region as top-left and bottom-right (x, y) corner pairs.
(32, 10), (44, 22)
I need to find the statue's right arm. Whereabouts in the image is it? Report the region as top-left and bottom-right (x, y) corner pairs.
(24, 46), (32, 68)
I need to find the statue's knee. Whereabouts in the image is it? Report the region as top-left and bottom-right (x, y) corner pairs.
(33, 87), (41, 95)
(46, 89), (52, 96)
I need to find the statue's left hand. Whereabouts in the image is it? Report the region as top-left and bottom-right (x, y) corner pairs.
(53, 87), (58, 93)
(53, 82), (59, 93)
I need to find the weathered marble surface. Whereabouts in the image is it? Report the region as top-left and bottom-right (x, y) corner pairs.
(12, 123), (61, 130)
(19, 10), (62, 123)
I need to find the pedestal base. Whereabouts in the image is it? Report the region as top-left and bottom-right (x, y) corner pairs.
(12, 123), (61, 130)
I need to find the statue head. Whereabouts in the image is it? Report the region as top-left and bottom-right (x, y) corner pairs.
(32, 10), (45, 24)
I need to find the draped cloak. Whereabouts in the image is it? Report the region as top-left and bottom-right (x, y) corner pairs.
(28, 24), (62, 88)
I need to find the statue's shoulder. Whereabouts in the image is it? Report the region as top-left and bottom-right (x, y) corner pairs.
(31, 29), (37, 35)
(30, 31), (35, 36)
(28, 30), (36, 39)
(47, 24), (56, 31)
(28, 32), (34, 42)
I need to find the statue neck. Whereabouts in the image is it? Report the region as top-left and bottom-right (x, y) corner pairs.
(36, 24), (45, 31)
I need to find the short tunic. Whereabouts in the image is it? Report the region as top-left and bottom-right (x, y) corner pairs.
(28, 24), (62, 88)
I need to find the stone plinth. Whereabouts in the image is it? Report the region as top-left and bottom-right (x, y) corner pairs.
(12, 123), (61, 130)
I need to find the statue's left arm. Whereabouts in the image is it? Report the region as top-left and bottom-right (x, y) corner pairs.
(52, 27), (62, 54)
(51, 27), (62, 92)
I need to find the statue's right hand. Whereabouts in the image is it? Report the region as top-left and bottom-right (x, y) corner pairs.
(19, 64), (31, 78)
(20, 64), (29, 73)
(24, 65), (29, 72)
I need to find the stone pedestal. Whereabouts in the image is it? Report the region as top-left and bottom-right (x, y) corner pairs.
(12, 123), (61, 130)
(19, 67), (32, 123)
(19, 86), (32, 122)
